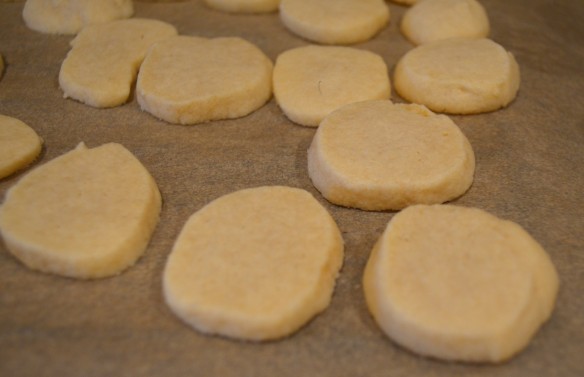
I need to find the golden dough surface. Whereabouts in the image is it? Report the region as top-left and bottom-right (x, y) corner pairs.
(0, 143), (161, 279)
(363, 204), (559, 362)
(0, 114), (43, 179)
(163, 186), (343, 341)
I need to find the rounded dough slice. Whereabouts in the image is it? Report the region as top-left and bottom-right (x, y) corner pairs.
(163, 186), (344, 341)
(0, 115), (43, 179)
(0, 143), (162, 279)
(273, 45), (391, 127)
(23, 0), (133, 35)
(394, 38), (520, 114)
(204, 0), (280, 13)
(279, 0), (390, 45)
(136, 36), (273, 125)
(401, 0), (490, 45)
(59, 18), (178, 108)
(363, 204), (559, 362)
(307, 100), (475, 211)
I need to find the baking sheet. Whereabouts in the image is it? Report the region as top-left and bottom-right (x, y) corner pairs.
(1, 1), (583, 376)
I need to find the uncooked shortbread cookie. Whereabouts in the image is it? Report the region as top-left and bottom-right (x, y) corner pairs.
(137, 36), (273, 125)
(0, 115), (43, 179)
(204, 0), (280, 13)
(401, 0), (490, 45)
(307, 100), (474, 211)
(279, 0), (390, 45)
(164, 186), (343, 341)
(0, 143), (161, 279)
(59, 18), (178, 108)
(363, 204), (559, 362)
(23, 0), (133, 35)
(394, 38), (520, 114)
(273, 45), (390, 127)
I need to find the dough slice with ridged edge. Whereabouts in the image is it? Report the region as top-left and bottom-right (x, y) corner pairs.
(164, 186), (343, 341)
(0, 143), (161, 279)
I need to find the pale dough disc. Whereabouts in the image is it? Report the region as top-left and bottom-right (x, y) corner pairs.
(0, 115), (43, 179)
(23, 0), (133, 35)
(279, 0), (390, 45)
(0, 143), (161, 279)
(273, 45), (391, 127)
(163, 186), (344, 341)
(204, 0), (280, 13)
(136, 36), (273, 125)
(401, 0), (490, 45)
(307, 100), (475, 211)
(394, 38), (520, 114)
(363, 204), (559, 362)
(59, 18), (178, 108)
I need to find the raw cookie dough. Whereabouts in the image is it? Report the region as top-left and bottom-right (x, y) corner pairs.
(59, 18), (178, 108)
(0, 143), (161, 279)
(137, 36), (273, 125)
(163, 186), (344, 341)
(279, 0), (390, 45)
(394, 38), (520, 114)
(363, 204), (559, 362)
(204, 0), (280, 13)
(401, 0), (490, 45)
(0, 115), (43, 179)
(307, 100), (475, 211)
(273, 45), (391, 127)
(23, 0), (133, 35)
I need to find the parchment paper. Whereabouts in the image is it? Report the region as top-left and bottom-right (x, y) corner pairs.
(1, 1), (583, 376)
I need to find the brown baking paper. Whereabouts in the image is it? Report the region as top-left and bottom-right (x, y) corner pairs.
(1, 0), (583, 376)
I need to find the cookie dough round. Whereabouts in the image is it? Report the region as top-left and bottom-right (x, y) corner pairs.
(279, 0), (390, 45)
(394, 38), (520, 114)
(307, 100), (475, 211)
(137, 36), (273, 125)
(0, 143), (161, 279)
(363, 204), (559, 362)
(204, 0), (280, 13)
(0, 115), (43, 179)
(23, 0), (133, 35)
(273, 45), (391, 127)
(401, 0), (490, 45)
(163, 186), (344, 341)
(59, 18), (178, 108)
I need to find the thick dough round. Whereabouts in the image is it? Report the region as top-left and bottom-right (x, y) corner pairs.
(401, 0), (490, 45)
(204, 0), (280, 13)
(59, 18), (178, 108)
(307, 100), (475, 211)
(23, 0), (133, 35)
(273, 45), (391, 127)
(363, 204), (559, 362)
(279, 0), (390, 45)
(0, 143), (161, 279)
(163, 186), (344, 341)
(0, 115), (43, 179)
(394, 38), (520, 114)
(137, 36), (273, 125)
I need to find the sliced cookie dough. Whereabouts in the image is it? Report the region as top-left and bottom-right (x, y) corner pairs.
(59, 18), (178, 108)
(0, 143), (161, 279)
(273, 45), (391, 127)
(279, 0), (390, 45)
(204, 0), (280, 13)
(363, 204), (559, 362)
(23, 0), (133, 35)
(394, 38), (520, 114)
(401, 0), (490, 45)
(163, 186), (343, 341)
(308, 100), (474, 211)
(137, 36), (273, 125)
(0, 115), (43, 179)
